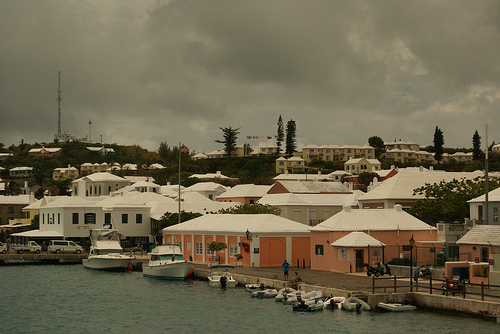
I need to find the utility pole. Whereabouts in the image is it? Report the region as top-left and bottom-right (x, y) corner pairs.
(485, 124), (489, 225)
(88, 119), (92, 142)
(57, 71), (62, 135)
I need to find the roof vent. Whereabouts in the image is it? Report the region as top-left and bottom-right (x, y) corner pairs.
(394, 204), (403, 212)
(343, 205), (352, 212)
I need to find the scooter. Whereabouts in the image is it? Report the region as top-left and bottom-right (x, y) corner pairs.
(365, 263), (391, 277)
(441, 276), (466, 296)
(378, 262), (392, 276)
(364, 263), (380, 277)
(413, 266), (432, 281)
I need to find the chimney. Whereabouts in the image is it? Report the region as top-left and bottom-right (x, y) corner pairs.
(419, 166), (423, 172)
(343, 205), (352, 212)
(394, 204), (403, 212)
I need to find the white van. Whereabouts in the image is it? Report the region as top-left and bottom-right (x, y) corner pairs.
(48, 240), (83, 254)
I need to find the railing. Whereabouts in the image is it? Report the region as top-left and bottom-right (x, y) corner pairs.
(370, 275), (500, 302)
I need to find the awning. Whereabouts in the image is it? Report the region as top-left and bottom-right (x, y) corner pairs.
(11, 230), (64, 238)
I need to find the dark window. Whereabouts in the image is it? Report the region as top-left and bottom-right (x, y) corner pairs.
(315, 245), (324, 255)
(136, 214), (142, 224)
(85, 213), (96, 224)
(105, 213), (111, 225)
(122, 214), (128, 224)
(72, 213), (79, 224)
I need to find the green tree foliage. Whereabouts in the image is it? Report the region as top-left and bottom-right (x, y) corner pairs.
(276, 115), (284, 155)
(407, 176), (500, 224)
(368, 136), (385, 158)
(358, 171), (379, 188)
(215, 127), (240, 157)
(207, 241), (227, 255)
(285, 119), (297, 156)
(157, 211), (202, 230)
(433, 126), (444, 162)
(472, 130), (482, 160)
(5, 181), (22, 196)
(218, 203), (282, 215)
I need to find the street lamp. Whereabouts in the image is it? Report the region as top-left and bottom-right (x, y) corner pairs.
(409, 235), (415, 292)
(246, 229), (252, 241)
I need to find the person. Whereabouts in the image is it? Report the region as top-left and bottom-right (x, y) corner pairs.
(220, 275), (227, 289)
(293, 272), (302, 283)
(282, 260), (291, 280)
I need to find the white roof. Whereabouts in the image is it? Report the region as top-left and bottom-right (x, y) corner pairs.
(345, 158), (381, 165)
(457, 225), (500, 246)
(468, 186), (500, 203)
(358, 169), (483, 201)
(164, 214), (310, 235)
(258, 193), (360, 207)
(0, 195), (32, 205)
(185, 182), (228, 192)
(190, 172), (230, 179)
(331, 232), (384, 247)
(216, 184), (271, 199)
(273, 174), (332, 182)
(11, 230), (64, 237)
(75, 172), (129, 183)
(310, 205), (434, 232)
(270, 180), (351, 194)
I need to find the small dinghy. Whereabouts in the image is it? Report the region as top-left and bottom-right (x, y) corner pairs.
(292, 299), (324, 312)
(275, 288), (297, 302)
(251, 289), (278, 298)
(245, 283), (265, 292)
(323, 296), (346, 309)
(286, 290), (322, 304)
(377, 303), (416, 312)
(341, 297), (371, 311)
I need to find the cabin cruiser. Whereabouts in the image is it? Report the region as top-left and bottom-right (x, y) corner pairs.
(208, 265), (238, 287)
(83, 228), (134, 271)
(142, 244), (193, 279)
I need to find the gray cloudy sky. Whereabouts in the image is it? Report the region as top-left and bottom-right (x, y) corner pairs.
(1, 0), (500, 154)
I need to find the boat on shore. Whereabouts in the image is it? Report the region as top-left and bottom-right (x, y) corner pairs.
(83, 228), (134, 271)
(142, 244), (193, 279)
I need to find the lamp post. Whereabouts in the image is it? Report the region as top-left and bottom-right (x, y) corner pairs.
(246, 229), (252, 241)
(409, 235), (415, 292)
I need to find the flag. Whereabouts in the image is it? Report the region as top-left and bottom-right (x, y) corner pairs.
(267, 136), (272, 139)
(247, 136), (252, 139)
(253, 136), (258, 139)
(180, 146), (189, 154)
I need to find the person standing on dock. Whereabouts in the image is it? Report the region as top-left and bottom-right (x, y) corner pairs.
(282, 260), (291, 280)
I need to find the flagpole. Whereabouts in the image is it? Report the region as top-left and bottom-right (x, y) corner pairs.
(178, 141), (181, 226)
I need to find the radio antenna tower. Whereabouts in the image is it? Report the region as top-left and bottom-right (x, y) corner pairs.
(57, 71), (62, 135)
(88, 119), (92, 142)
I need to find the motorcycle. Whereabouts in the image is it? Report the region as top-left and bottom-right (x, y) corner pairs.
(365, 263), (391, 277)
(441, 276), (466, 296)
(413, 266), (432, 281)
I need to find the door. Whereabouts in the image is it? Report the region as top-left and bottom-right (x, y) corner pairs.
(355, 249), (364, 272)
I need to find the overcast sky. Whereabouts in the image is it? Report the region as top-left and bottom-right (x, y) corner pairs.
(1, 0), (499, 154)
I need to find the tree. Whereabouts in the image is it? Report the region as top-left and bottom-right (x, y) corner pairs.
(472, 130), (482, 160)
(433, 126), (444, 162)
(276, 115), (284, 155)
(5, 181), (21, 196)
(285, 119), (297, 156)
(368, 136), (385, 158)
(218, 203), (282, 215)
(215, 127), (240, 157)
(208, 241), (227, 262)
(407, 176), (500, 224)
(358, 171), (379, 189)
(157, 211), (202, 230)
(243, 143), (253, 156)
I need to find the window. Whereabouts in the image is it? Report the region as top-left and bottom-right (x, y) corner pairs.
(494, 207), (498, 222)
(315, 245), (324, 255)
(85, 213), (96, 224)
(136, 214), (142, 224)
(229, 244), (238, 257)
(337, 248), (341, 260)
(58, 213), (60, 224)
(105, 213), (111, 225)
(122, 214), (128, 224)
(195, 243), (203, 255)
(72, 213), (79, 224)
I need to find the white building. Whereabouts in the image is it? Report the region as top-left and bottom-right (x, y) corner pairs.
(72, 172), (131, 197)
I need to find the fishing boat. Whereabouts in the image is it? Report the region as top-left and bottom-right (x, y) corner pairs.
(377, 302), (417, 312)
(83, 228), (134, 271)
(208, 265), (238, 287)
(142, 244), (193, 279)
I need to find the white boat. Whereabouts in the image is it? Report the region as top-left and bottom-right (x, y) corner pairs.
(323, 296), (346, 309)
(341, 297), (371, 311)
(83, 228), (134, 271)
(251, 289), (278, 298)
(142, 244), (193, 279)
(377, 302), (417, 312)
(208, 265), (238, 288)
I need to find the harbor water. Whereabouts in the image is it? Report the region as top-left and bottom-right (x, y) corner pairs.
(1, 264), (498, 333)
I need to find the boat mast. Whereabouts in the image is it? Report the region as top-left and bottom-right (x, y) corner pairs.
(178, 141), (181, 226)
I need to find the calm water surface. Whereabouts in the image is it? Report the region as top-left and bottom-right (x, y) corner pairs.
(0, 265), (498, 333)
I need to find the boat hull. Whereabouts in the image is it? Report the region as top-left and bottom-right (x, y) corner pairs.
(377, 303), (417, 311)
(83, 256), (134, 271)
(143, 261), (193, 279)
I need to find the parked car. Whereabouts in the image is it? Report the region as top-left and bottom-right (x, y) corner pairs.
(48, 240), (83, 254)
(11, 241), (42, 254)
(0, 241), (8, 254)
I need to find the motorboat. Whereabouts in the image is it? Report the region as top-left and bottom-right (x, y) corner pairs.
(251, 289), (278, 298)
(292, 298), (324, 312)
(142, 244), (193, 279)
(83, 228), (134, 271)
(377, 302), (417, 312)
(208, 265), (238, 288)
(245, 283), (265, 292)
(323, 296), (346, 309)
(286, 290), (322, 304)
